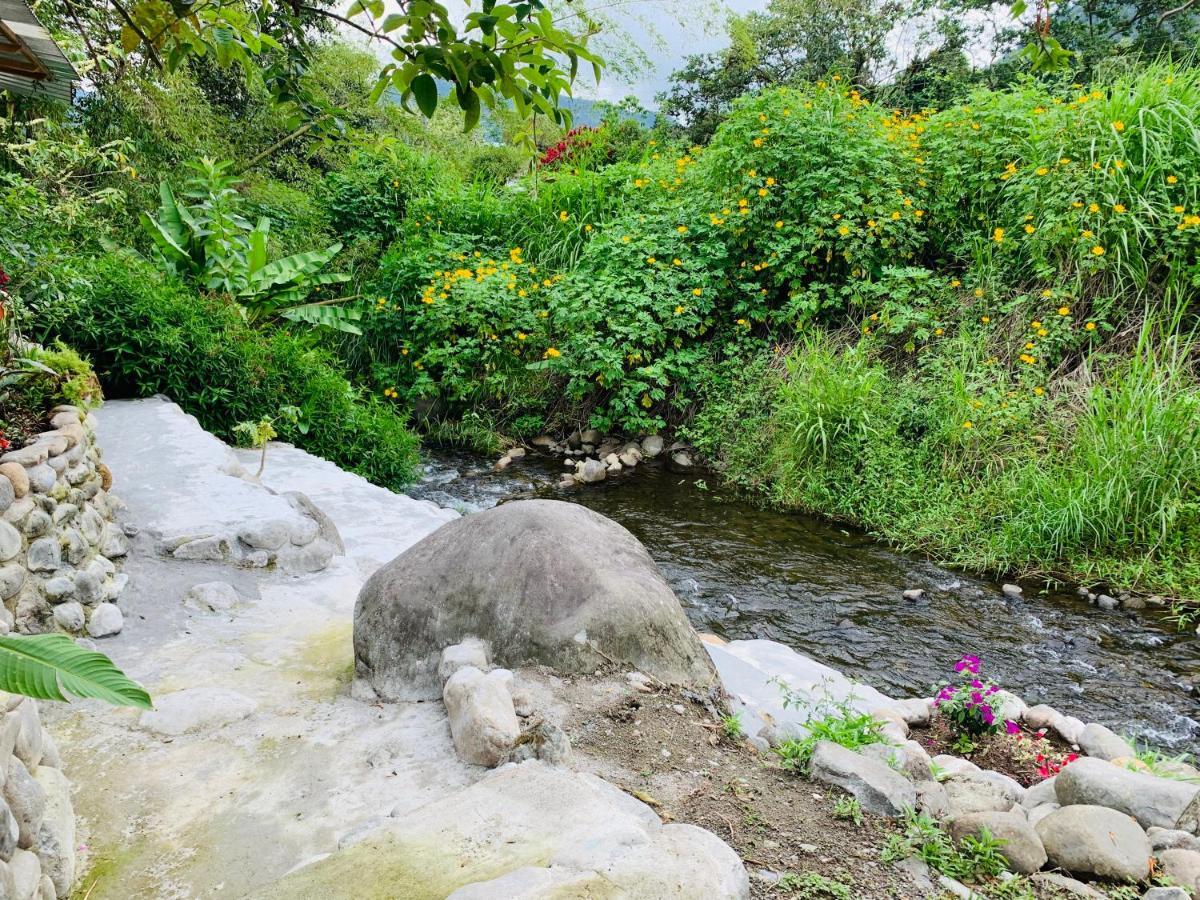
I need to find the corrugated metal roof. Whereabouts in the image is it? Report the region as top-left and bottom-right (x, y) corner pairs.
(0, 0), (77, 102)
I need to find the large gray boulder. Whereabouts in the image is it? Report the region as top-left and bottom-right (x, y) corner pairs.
(1035, 804), (1151, 882)
(353, 500), (717, 701)
(948, 810), (1047, 874)
(1055, 757), (1200, 830)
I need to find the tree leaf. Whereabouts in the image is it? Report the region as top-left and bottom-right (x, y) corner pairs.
(0, 634), (152, 709)
(411, 73), (439, 118)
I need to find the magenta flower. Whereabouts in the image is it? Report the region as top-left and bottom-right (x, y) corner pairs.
(1005, 720), (1020, 735)
(955, 654), (981, 675)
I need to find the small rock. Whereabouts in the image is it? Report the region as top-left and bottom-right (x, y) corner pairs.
(442, 666), (519, 767)
(24, 466), (56, 495)
(25, 540), (60, 573)
(1036, 803), (1151, 882)
(1147, 827), (1200, 853)
(575, 459), (606, 484)
(1023, 704), (1060, 730)
(942, 775), (1014, 818)
(3, 758), (44, 850)
(669, 450), (694, 470)
(1156, 849), (1200, 896)
(86, 603), (123, 638)
(8, 849), (40, 899)
(1001, 583), (1022, 598)
(1142, 887), (1191, 900)
(0, 465), (29, 498)
(438, 638), (490, 684)
(891, 698), (933, 726)
(493, 456), (512, 471)
(184, 582), (239, 613)
(1052, 714), (1085, 745)
(1029, 871), (1107, 898)
(51, 602), (84, 636)
(809, 741), (915, 817)
(640, 435), (665, 458)
(507, 447), (526, 459)
(1096, 594), (1119, 611)
(949, 810), (1046, 873)
(238, 519), (291, 551)
(99, 523), (130, 558)
(1078, 722), (1132, 761)
(0, 566), (23, 601)
(902, 588), (925, 602)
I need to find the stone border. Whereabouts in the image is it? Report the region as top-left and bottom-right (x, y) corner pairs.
(0, 405), (129, 637)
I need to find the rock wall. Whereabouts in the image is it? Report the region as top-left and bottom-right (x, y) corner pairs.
(0, 694), (76, 899)
(0, 405), (129, 637)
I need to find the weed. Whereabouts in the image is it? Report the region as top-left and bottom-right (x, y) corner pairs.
(775, 871), (853, 898)
(831, 794), (863, 826)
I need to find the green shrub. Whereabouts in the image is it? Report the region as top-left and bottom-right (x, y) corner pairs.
(48, 255), (419, 487)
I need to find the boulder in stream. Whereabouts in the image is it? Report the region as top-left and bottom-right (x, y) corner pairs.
(353, 500), (718, 701)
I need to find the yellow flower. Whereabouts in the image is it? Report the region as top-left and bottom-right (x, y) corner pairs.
(736, 318), (748, 327)
(1167, 175), (1178, 184)
(752, 138), (763, 148)
(1036, 167), (1050, 176)
(891, 211), (901, 220)
(1085, 321), (1096, 331)
(1033, 386), (1044, 396)
(674, 306), (684, 315)
(981, 316), (990, 323)
(1037, 328), (1048, 337)
(950, 279), (961, 288)
(1088, 203), (1100, 213)
(766, 177), (775, 186)
(1072, 201), (1083, 208)
(677, 225), (688, 233)
(775, 220), (784, 229)
(738, 198), (749, 207)
(1041, 289), (1053, 298)
(585, 224), (593, 232)
(1031, 320), (1042, 328)
(646, 256), (656, 265)
(973, 288), (984, 298)
(1112, 120), (1125, 131)
(1113, 203), (1126, 213)
(838, 225), (850, 236)
(1058, 306), (1070, 315)
(692, 287), (702, 296)
(962, 421), (974, 429)
(1024, 224), (1036, 234)
(558, 211), (568, 221)
(543, 347), (561, 359)
(758, 188), (768, 197)
(1174, 205), (1185, 213)
(914, 210), (925, 218)
(993, 227), (1005, 243)
(517, 332), (527, 340)
(934, 327), (944, 336)
(673, 258), (682, 266)
(1059, 158), (1071, 165)
(621, 235), (631, 243)
(1091, 245), (1106, 256)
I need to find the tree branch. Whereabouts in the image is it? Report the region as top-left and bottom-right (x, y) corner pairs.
(108, 0), (164, 70)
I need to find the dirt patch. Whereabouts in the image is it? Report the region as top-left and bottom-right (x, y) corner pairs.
(535, 672), (916, 899)
(913, 719), (1079, 787)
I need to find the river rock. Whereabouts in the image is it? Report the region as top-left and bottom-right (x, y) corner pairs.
(438, 639), (489, 684)
(1035, 804), (1151, 882)
(916, 780), (951, 820)
(86, 603), (123, 638)
(24, 466), (55, 495)
(32, 766), (74, 897)
(640, 435), (664, 458)
(0, 523), (19, 565)
(0, 566), (23, 601)
(185, 582), (239, 613)
(353, 500), (717, 701)
(942, 775), (1014, 818)
(1021, 776), (1058, 810)
(901, 588), (925, 602)
(575, 459), (606, 483)
(25, 540), (59, 574)
(1030, 872), (1107, 898)
(1023, 704), (1060, 731)
(1053, 714), (1086, 745)
(668, 450), (694, 471)
(1143, 888), (1192, 900)
(1157, 849), (1200, 895)
(1148, 827), (1200, 853)
(3, 759), (44, 850)
(1079, 723), (1132, 761)
(12, 702), (41, 772)
(443, 666), (519, 767)
(238, 519), (291, 551)
(809, 741), (915, 817)
(9, 849), (39, 899)
(250, 760), (748, 900)
(948, 810), (1047, 874)
(0, 465), (29, 499)
(1055, 757), (1200, 830)
(0, 797), (16, 862)
(139, 687), (257, 736)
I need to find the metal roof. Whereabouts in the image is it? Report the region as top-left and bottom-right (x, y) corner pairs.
(0, 0), (77, 103)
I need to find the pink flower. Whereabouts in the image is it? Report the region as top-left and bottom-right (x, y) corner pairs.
(1005, 720), (1020, 735)
(955, 654), (981, 675)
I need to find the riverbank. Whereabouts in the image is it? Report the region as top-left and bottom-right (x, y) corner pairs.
(411, 447), (1200, 754)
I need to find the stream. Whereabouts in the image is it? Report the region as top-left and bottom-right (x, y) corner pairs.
(407, 450), (1200, 755)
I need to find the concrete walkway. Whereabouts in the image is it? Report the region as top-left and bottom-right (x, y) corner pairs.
(42, 398), (465, 898)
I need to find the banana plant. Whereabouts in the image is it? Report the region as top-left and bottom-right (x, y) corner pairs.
(140, 159), (358, 333)
(0, 633), (151, 708)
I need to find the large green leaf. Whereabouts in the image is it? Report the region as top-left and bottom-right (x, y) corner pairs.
(0, 634), (152, 709)
(282, 302), (363, 335)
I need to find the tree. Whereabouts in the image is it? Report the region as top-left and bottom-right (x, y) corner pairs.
(659, 0), (911, 143)
(46, 0), (600, 134)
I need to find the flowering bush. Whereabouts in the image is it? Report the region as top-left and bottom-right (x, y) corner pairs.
(539, 127), (596, 169)
(933, 655), (1017, 752)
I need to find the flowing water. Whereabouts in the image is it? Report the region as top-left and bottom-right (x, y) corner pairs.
(408, 450), (1200, 754)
